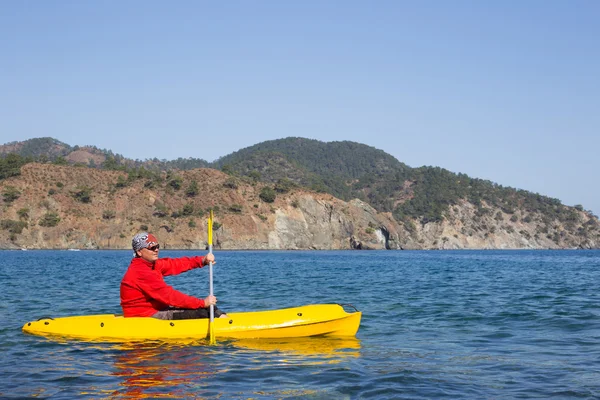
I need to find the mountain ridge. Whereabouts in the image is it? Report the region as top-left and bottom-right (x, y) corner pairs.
(0, 137), (598, 250)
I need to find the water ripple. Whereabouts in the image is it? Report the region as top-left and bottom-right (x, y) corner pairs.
(1, 250), (600, 398)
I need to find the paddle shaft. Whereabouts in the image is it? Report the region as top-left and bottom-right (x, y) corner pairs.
(208, 210), (215, 344)
(209, 245), (214, 321)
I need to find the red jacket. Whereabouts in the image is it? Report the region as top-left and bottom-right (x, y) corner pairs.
(120, 256), (206, 317)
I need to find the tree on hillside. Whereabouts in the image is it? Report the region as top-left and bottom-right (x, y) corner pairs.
(53, 156), (68, 165)
(103, 156), (122, 170)
(186, 180), (199, 197)
(274, 178), (295, 193)
(2, 186), (21, 203)
(39, 212), (61, 227)
(0, 154), (32, 180)
(259, 186), (276, 203)
(168, 176), (183, 190)
(72, 187), (92, 203)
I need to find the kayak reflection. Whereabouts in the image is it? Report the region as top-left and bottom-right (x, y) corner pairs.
(108, 337), (360, 398)
(230, 336), (361, 360)
(110, 343), (219, 399)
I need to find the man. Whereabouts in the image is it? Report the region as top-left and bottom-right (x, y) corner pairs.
(120, 232), (226, 320)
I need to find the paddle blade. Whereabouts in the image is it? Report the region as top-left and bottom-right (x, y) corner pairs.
(209, 316), (216, 345)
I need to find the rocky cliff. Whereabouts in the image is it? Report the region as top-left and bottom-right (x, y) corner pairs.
(0, 164), (598, 250)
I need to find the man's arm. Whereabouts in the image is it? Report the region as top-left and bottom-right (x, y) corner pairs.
(136, 267), (205, 309)
(155, 256), (206, 276)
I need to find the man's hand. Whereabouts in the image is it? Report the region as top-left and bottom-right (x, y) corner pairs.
(203, 253), (215, 266)
(204, 294), (217, 308)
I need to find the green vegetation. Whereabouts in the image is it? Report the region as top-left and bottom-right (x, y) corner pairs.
(164, 157), (209, 170)
(39, 212), (61, 227)
(185, 180), (199, 197)
(72, 186), (92, 203)
(127, 167), (152, 181)
(248, 171), (261, 182)
(257, 214), (267, 221)
(53, 156), (68, 165)
(168, 175), (183, 190)
(115, 175), (127, 188)
(102, 155), (123, 171)
(259, 187), (276, 203)
(213, 138), (408, 201)
(223, 178), (238, 189)
(2, 186), (21, 203)
(0, 154), (32, 180)
(182, 203), (194, 216)
(1, 219), (28, 234)
(153, 203), (169, 218)
(2, 137), (209, 171)
(221, 164), (234, 175)
(102, 210), (116, 220)
(274, 178), (295, 193)
(17, 208), (29, 219)
(5, 138), (70, 159)
(141, 171), (164, 188)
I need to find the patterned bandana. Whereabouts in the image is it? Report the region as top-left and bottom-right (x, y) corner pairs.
(132, 232), (159, 256)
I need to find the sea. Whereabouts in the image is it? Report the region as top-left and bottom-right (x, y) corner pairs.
(1, 249), (599, 399)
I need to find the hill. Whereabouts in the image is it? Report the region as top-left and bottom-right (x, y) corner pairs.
(211, 138), (597, 235)
(1, 137), (598, 249)
(0, 163), (404, 250)
(213, 137), (409, 200)
(0, 137), (210, 171)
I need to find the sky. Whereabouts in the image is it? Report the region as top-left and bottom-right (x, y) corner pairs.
(1, 1), (599, 215)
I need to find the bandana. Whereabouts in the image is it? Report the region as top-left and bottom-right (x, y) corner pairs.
(132, 232), (159, 256)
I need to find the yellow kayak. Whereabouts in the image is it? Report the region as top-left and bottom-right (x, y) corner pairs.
(22, 304), (361, 343)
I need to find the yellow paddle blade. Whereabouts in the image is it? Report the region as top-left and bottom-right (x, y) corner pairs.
(209, 322), (216, 345)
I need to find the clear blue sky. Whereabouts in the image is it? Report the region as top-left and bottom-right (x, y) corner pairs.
(1, 1), (598, 215)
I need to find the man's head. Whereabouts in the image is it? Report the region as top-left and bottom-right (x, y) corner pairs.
(132, 232), (160, 261)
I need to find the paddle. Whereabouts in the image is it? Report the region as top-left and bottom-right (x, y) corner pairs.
(208, 209), (216, 345)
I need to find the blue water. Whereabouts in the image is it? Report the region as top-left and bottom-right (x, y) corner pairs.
(1, 250), (599, 399)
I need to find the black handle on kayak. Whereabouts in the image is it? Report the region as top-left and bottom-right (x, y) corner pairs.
(37, 316), (54, 321)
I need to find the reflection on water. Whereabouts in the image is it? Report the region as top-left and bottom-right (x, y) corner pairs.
(231, 336), (361, 359)
(110, 342), (217, 399)
(107, 337), (360, 398)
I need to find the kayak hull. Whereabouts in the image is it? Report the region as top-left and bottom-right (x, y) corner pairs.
(22, 304), (361, 342)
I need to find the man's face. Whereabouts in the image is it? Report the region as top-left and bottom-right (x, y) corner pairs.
(137, 244), (159, 262)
